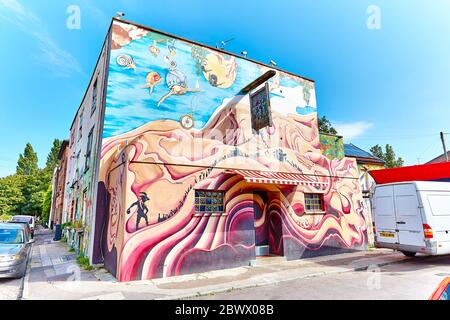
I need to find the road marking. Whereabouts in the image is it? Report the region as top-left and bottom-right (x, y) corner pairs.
(20, 242), (34, 300)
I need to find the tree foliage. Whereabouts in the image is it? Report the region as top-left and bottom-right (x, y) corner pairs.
(41, 184), (53, 226)
(45, 139), (62, 172)
(0, 174), (25, 215)
(0, 140), (62, 220)
(318, 116), (338, 135)
(370, 144), (404, 168)
(16, 143), (39, 175)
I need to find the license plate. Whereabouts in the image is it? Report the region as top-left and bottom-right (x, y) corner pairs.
(380, 231), (395, 238)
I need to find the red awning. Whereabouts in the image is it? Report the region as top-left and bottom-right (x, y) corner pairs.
(369, 161), (450, 184)
(228, 169), (328, 187)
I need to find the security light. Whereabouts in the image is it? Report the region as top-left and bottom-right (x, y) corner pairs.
(116, 12), (125, 18)
(269, 60), (277, 67)
(241, 51), (248, 57)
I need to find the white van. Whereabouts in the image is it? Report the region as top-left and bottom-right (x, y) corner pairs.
(372, 181), (450, 257)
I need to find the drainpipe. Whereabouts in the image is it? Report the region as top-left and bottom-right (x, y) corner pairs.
(440, 132), (449, 162)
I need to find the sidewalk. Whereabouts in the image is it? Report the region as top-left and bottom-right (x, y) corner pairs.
(22, 229), (411, 300)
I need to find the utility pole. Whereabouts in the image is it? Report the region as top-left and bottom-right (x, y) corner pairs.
(440, 131), (449, 162)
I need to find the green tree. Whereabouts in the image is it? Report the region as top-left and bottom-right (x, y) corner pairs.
(20, 174), (44, 216)
(0, 174), (25, 215)
(384, 144), (404, 168)
(370, 145), (384, 160)
(0, 139), (62, 222)
(45, 139), (62, 172)
(370, 144), (404, 168)
(41, 184), (53, 225)
(16, 143), (38, 175)
(318, 116), (338, 135)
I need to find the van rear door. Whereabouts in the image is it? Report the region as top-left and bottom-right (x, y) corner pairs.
(373, 185), (398, 244)
(394, 184), (425, 247)
(424, 193), (450, 253)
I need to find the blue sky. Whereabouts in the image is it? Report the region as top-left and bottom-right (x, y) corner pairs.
(0, 0), (449, 177)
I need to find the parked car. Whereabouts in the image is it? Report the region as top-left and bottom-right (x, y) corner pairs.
(11, 215), (35, 238)
(372, 181), (450, 257)
(0, 223), (34, 279)
(429, 278), (450, 300)
(7, 221), (32, 240)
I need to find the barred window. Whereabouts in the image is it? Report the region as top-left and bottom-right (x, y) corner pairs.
(195, 190), (224, 213)
(305, 193), (324, 212)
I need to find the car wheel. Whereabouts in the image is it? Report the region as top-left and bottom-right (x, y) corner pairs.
(401, 251), (417, 257)
(14, 272), (25, 279)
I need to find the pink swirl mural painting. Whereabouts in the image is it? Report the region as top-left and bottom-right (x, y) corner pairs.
(95, 20), (367, 281)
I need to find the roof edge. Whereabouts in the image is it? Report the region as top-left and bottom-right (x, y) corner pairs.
(112, 17), (315, 83)
(344, 143), (385, 163)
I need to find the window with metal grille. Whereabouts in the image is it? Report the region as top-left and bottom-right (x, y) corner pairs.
(195, 190), (224, 213)
(305, 193), (324, 212)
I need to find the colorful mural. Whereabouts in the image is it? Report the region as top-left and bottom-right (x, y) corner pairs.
(320, 133), (345, 161)
(95, 20), (367, 281)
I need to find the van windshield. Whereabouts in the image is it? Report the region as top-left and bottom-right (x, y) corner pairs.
(0, 229), (25, 244)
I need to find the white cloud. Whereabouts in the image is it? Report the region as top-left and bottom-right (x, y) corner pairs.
(334, 121), (373, 140)
(0, 0), (83, 77)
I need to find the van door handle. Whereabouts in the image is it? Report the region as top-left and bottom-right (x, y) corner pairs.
(397, 221), (406, 225)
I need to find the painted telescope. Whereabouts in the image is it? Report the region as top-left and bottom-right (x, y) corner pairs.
(63, 18), (368, 282)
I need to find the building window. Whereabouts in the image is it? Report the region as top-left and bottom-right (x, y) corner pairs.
(305, 193), (324, 213)
(84, 126), (94, 172)
(91, 79), (98, 116)
(195, 190), (224, 213)
(70, 129), (75, 147)
(78, 111), (83, 141)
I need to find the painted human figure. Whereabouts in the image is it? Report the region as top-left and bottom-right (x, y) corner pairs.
(127, 192), (150, 230)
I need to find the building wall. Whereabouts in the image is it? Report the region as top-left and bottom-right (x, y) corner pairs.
(320, 134), (344, 160)
(357, 162), (385, 193)
(50, 145), (68, 226)
(62, 36), (110, 256)
(94, 19), (367, 281)
(356, 161), (385, 248)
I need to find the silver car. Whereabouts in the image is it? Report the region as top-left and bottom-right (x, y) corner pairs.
(0, 223), (34, 278)
(11, 215), (35, 238)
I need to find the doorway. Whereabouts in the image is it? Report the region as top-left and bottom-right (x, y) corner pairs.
(253, 191), (284, 257)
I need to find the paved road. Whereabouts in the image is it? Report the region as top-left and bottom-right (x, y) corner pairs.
(0, 277), (23, 300)
(194, 254), (450, 300)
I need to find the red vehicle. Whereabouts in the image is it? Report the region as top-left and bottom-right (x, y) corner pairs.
(429, 278), (450, 300)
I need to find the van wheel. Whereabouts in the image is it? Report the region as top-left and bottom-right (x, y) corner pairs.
(401, 251), (417, 257)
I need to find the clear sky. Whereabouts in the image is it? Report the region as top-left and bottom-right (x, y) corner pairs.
(1, 0), (449, 177)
